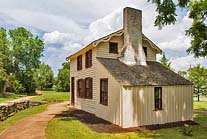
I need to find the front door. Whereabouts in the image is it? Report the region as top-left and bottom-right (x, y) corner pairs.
(71, 77), (75, 105)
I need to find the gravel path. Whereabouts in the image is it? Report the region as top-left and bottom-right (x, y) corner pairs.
(0, 101), (69, 139)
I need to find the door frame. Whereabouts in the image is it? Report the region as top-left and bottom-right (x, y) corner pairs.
(71, 77), (75, 105)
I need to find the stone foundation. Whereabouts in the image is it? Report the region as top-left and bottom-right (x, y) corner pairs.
(0, 100), (42, 121)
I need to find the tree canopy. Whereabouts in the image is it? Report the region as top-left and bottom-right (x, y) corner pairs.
(148, 0), (207, 57)
(55, 62), (70, 92)
(160, 54), (172, 70)
(0, 27), (44, 94)
(34, 63), (54, 90)
(187, 65), (207, 101)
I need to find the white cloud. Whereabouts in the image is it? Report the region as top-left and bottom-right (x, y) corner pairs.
(158, 35), (191, 51)
(1, 0), (206, 75)
(171, 55), (207, 72)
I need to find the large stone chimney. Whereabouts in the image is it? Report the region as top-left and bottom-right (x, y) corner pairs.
(119, 7), (146, 65)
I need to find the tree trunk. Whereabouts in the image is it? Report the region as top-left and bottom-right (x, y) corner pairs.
(0, 81), (6, 97)
(198, 95), (200, 101)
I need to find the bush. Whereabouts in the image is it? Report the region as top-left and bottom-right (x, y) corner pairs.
(14, 80), (25, 93)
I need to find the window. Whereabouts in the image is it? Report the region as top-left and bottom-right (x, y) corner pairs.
(77, 55), (82, 71)
(143, 47), (147, 57)
(85, 50), (92, 68)
(100, 79), (108, 106)
(85, 77), (93, 99)
(154, 87), (162, 110)
(77, 78), (93, 99)
(77, 79), (84, 98)
(109, 42), (118, 54)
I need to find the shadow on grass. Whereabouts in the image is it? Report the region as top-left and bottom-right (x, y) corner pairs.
(53, 107), (198, 134)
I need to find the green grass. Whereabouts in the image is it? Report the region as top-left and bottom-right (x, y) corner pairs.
(46, 101), (207, 139)
(30, 91), (69, 102)
(0, 104), (48, 132)
(194, 101), (207, 111)
(0, 94), (26, 103)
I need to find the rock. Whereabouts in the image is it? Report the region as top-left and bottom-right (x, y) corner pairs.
(0, 100), (42, 121)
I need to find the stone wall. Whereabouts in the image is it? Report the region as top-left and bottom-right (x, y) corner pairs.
(0, 100), (42, 121)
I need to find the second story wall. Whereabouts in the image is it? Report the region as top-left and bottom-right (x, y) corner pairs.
(96, 35), (124, 59)
(96, 34), (157, 61)
(143, 40), (157, 61)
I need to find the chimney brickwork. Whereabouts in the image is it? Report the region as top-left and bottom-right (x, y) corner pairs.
(119, 7), (146, 66)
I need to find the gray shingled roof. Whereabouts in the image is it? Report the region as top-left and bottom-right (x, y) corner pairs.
(97, 57), (192, 86)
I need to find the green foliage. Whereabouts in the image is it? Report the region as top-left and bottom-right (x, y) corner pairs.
(160, 54), (172, 70)
(178, 70), (187, 78)
(186, 0), (207, 57)
(147, 0), (207, 58)
(0, 27), (45, 94)
(34, 63), (54, 90)
(0, 68), (7, 95)
(0, 28), (9, 95)
(6, 75), (25, 93)
(55, 62), (70, 92)
(187, 65), (207, 101)
(8, 27), (44, 94)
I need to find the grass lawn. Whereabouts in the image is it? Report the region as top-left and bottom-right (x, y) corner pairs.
(0, 94), (26, 103)
(194, 101), (207, 111)
(30, 91), (69, 102)
(46, 101), (207, 139)
(0, 104), (48, 132)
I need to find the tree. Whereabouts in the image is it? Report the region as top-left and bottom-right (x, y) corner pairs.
(160, 54), (172, 70)
(34, 63), (54, 90)
(0, 62), (7, 96)
(178, 70), (187, 78)
(148, 0), (207, 57)
(0, 28), (10, 95)
(187, 65), (207, 101)
(9, 27), (44, 94)
(55, 62), (70, 92)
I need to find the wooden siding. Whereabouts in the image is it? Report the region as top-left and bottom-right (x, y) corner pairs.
(96, 35), (157, 61)
(143, 40), (156, 61)
(95, 59), (121, 125)
(121, 85), (193, 128)
(96, 35), (124, 59)
(70, 48), (97, 114)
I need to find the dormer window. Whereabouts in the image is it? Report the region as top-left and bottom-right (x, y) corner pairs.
(143, 47), (147, 57)
(85, 50), (92, 68)
(77, 55), (82, 71)
(109, 42), (118, 54)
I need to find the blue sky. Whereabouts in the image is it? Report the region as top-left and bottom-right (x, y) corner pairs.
(0, 0), (206, 76)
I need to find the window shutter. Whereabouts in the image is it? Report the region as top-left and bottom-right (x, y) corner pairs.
(76, 80), (80, 97)
(89, 78), (93, 99)
(80, 55), (82, 70)
(81, 79), (85, 98)
(90, 51), (92, 67)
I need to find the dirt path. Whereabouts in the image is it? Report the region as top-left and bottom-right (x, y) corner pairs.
(0, 101), (69, 139)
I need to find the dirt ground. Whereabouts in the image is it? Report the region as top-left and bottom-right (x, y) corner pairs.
(0, 101), (69, 139)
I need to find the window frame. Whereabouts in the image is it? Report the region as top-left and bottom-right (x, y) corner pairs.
(77, 79), (82, 98)
(85, 77), (93, 99)
(143, 47), (147, 57)
(100, 78), (108, 106)
(109, 42), (118, 54)
(85, 50), (92, 68)
(154, 87), (162, 111)
(77, 55), (82, 71)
